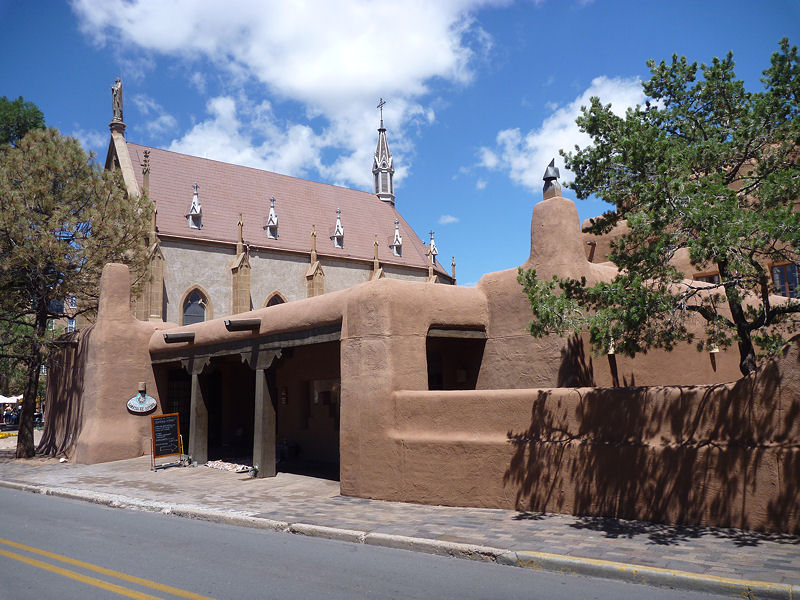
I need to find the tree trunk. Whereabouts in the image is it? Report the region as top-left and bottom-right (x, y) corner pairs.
(15, 296), (46, 459)
(726, 295), (758, 376)
(15, 356), (39, 458)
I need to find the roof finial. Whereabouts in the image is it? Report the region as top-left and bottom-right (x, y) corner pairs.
(428, 230), (438, 259)
(543, 158), (561, 198)
(377, 97), (386, 129)
(236, 213), (245, 254)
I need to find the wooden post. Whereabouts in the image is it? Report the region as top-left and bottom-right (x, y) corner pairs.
(241, 349), (281, 478)
(184, 357), (211, 464)
(253, 368), (276, 478)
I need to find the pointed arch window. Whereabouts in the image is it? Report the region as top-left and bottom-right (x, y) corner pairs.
(182, 288), (210, 325)
(265, 292), (286, 307)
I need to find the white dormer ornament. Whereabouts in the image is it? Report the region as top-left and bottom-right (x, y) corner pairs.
(264, 196), (278, 239)
(390, 219), (403, 257)
(428, 230), (438, 258)
(426, 230), (439, 282)
(186, 182), (202, 229)
(331, 208), (344, 248)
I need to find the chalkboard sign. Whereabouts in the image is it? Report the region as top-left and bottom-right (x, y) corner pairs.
(151, 413), (181, 458)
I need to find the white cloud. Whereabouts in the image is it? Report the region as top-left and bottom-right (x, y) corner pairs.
(70, 127), (108, 157)
(477, 76), (644, 193)
(70, 0), (507, 189)
(131, 95), (178, 137)
(476, 178), (487, 190)
(167, 96), (324, 178)
(438, 214), (460, 225)
(189, 72), (207, 94)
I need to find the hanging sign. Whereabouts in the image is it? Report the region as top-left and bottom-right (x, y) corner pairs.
(127, 392), (157, 414)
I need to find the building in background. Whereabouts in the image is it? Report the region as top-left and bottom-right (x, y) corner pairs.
(104, 83), (453, 327)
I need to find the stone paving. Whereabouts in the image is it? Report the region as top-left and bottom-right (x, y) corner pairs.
(0, 445), (798, 587)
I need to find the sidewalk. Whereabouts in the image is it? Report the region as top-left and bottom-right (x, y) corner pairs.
(0, 442), (797, 599)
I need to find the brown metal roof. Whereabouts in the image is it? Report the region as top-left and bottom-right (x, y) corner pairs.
(126, 142), (449, 276)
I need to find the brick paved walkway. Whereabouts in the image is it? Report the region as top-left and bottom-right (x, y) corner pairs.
(0, 449), (797, 587)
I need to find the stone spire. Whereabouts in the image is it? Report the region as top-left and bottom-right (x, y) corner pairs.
(371, 235), (384, 280)
(372, 98), (395, 204)
(141, 150), (158, 245)
(236, 213), (245, 255)
(427, 230), (438, 281)
(230, 213), (251, 314)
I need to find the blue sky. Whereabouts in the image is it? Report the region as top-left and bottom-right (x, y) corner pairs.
(1, 1), (797, 285)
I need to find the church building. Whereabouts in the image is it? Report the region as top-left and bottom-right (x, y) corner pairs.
(103, 83), (453, 327)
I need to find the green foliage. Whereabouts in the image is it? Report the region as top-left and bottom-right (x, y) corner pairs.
(0, 96), (45, 147)
(521, 39), (800, 376)
(0, 128), (151, 456)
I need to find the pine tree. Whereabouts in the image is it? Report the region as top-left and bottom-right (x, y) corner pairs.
(0, 128), (150, 457)
(519, 39), (800, 376)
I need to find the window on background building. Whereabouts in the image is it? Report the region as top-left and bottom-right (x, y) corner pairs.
(266, 293), (285, 307)
(66, 319), (76, 333)
(694, 272), (721, 285)
(67, 296), (77, 309)
(182, 289), (208, 325)
(772, 263), (799, 298)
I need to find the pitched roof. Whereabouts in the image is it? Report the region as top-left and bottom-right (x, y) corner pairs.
(124, 142), (450, 277)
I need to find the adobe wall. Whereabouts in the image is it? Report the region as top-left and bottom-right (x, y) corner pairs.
(338, 279), (489, 498)
(382, 337), (800, 533)
(49, 264), (173, 463)
(475, 195), (742, 389)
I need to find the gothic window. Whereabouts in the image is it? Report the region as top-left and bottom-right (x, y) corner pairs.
(265, 292), (286, 307)
(772, 263), (799, 298)
(182, 288), (209, 325)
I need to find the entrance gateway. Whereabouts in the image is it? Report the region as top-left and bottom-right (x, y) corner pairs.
(152, 323), (341, 479)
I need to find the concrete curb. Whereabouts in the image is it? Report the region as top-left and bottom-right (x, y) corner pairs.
(499, 551), (799, 600)
(2, 480), (797, 599)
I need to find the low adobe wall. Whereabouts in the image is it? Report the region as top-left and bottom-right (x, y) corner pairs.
(383, 338), (800, 533)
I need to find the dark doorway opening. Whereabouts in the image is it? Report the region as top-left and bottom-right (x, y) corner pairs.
(274, 341), (340, 480)
(426, 330), (486, 391)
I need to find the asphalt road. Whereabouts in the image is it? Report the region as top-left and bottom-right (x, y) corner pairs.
(0, 487), (733, 599)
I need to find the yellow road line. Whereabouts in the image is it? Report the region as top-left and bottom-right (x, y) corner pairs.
(0, 537), (215, 600)
(0, 547), (164, 600)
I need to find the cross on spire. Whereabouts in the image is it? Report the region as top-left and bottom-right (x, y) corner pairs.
(377, 98), (386, 127)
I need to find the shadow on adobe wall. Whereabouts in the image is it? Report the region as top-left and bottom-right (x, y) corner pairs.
(38, 327), (90, 456)
(557, 335), (595, 387)
(504, 338), (800, 534)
